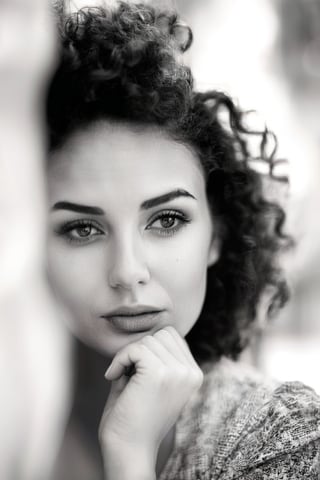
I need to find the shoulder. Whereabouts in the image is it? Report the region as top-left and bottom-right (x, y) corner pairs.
(161, 358), (320, 479)
(199, 357), (320, 478)
(202, 356), (320, 423)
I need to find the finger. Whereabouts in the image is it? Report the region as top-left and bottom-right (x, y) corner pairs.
(161, 328), (204, 389)
(152, 328), (189, 365)
(160, 326), (199, 368)
(99, 375), (128, 437)
(140, 334), (183, 366)
(123, 364), (136, 378)
(103, 375), (128, 414)
(105, 343), (162, 381)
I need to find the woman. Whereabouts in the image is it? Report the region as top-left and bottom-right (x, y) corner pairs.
(46, 2), (320, 479)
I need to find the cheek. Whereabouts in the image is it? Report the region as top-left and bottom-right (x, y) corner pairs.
(168, 258), (208, 337)
(154, 230), (211, 334)
(171, 249), (208, 305)
(157, 224), (212, 285)
(47, 244), (100, 310)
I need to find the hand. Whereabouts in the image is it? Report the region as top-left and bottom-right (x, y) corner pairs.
(99, 326), (203, 479)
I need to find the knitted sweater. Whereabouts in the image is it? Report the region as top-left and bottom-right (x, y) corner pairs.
(53, 357), (320, 479)
(159, 357), (320, 480)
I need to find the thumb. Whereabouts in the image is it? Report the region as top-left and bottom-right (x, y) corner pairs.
(108, 376), (128, 406)
(99, 375), (128, 442)
(104, 375), (128, 413)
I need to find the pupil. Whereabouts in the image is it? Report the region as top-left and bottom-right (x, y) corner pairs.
(78, 225), (91, 237)
(161, 216), (175, 228)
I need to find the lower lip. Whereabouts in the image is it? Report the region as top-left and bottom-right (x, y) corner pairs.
(105, 312), (163, 333)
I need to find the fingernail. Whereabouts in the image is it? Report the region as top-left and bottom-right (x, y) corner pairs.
(104, 365), (112, 379)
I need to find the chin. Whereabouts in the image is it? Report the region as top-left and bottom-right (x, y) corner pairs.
(77, 332), (143, 358)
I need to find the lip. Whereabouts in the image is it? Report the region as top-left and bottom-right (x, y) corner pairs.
(101, 305), (164, 333)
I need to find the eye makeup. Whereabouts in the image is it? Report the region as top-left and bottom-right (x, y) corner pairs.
(54, 218), (105, 245)
(146, 209), (191, 237)
(52, 201), (193, 246)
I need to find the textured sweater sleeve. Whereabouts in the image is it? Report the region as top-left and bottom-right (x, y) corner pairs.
(219, 381), (320, 479)
(236, 440), (320, 479)
(158, 359), (320, 480)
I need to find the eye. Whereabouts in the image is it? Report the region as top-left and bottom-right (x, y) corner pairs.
(146, 210), (190, 237)
(55, 219), (105, 245)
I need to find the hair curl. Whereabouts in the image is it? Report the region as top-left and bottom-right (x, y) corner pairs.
(47, 2), (293, 363)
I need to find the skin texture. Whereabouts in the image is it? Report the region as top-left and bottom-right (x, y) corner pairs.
(47, 120), (218, 478)
(48, 121), (218, 480)
(47, 120), (219, 359)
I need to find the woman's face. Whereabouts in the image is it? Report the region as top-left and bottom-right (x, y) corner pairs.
(47, 121), (218, 358)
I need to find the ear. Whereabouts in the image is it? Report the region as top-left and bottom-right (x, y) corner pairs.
(207, 234), (220, 268)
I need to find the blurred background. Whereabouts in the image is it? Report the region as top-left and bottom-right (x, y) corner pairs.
(172, 0), (320, 393)
(178, 0), (320, 393)
(1, 0), (319, 478)
(195, 0), (320, 395)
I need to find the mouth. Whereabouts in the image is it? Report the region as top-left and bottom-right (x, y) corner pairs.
(101, 306), (164, 333)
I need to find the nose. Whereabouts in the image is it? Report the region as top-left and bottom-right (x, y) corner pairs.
(108, 235), (150, 290)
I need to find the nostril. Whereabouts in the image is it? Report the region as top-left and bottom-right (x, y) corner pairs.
(108, 259), (150, 290)
(107, 237), (151, 289)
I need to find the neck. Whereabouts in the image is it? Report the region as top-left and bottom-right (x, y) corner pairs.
(71, 339), (111, 439)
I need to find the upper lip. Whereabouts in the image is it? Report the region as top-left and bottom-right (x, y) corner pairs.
(102, 305), (163, 317)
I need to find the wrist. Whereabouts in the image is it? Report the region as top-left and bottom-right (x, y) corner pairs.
(102, 439), (156, 480)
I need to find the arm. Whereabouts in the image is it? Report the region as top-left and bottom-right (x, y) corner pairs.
(102, 443), (156, 480)
(236, 441), (320, 479)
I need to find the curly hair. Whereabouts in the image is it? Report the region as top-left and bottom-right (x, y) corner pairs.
(46, 1), (292, 363)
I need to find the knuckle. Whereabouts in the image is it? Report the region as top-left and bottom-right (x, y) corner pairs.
(171, 364), (189, 383)
(178, 364), (189, 378)
(163, 325), (177, 336)
(191, 368), (204, 388)
(154, 365), (167, 382)
(141, 334), (154, 346)
(129, 342), (148, 356)
(153, 328), (170, 340)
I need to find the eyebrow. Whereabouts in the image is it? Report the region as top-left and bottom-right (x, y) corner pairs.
(141, 189), (196, 209)
(51, 189), (196, 215)
(51, 202), (105, 215)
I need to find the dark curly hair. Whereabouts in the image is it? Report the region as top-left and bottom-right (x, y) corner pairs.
(46, 1), (292, 363)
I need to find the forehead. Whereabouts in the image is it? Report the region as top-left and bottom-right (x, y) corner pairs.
(48, 121), (206, 201)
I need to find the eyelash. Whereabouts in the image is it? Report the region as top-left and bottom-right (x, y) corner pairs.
(55, 210), (191, 245)
(146, 209), (191, 237)
(55, 219), (104, 245)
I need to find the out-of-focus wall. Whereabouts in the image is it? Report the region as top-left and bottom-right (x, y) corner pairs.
(0, 2), (71, 479)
